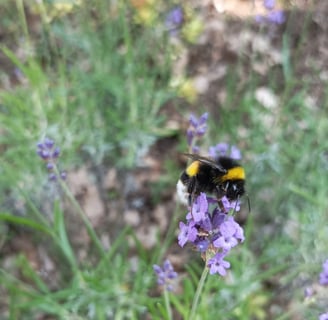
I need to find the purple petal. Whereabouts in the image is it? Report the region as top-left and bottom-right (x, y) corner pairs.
(178, 222), (189, 247)
(198, 112), (209, 125)
(60, 171), (67, 180)
(166, 6), (184, 26)
(195, 239), (210, 252)
(267, 10), (286, 24)
(153, 264), (162, 274)
(255, 15), (267, 23)
(230, 145), (242, 160)
(163, 260), (173, 272)
(192, 193), (208, 222)
(52, 147), (60, 158)
(319, 313), (328, 320)
(264, 0), (275, 10)
(37, 142), (44, 149)
(196, 126), (207, 137)
(46, 162), (54, 170)
(191, 145), (200, 153)
(48, 173), (57, 181)
(211, 210), (226, 229)
(189, 114), (198, 127)
(39, 149), (50, 160)
(207, 253), (230, 276)
(44, 137), (55, 149)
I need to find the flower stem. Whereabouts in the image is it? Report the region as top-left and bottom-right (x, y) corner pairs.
(164, 288), (172, 320)
(57, 170), (105, 258)
(189, 265), (209, 320)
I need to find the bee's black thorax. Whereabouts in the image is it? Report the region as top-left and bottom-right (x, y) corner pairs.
(181, 162), (222, 200)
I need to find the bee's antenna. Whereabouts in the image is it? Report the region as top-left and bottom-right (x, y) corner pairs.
(232, 194), (250, 215)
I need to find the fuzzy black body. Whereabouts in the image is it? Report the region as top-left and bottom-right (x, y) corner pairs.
(177, 154), (246, 205)
(180, 162), (220, 195)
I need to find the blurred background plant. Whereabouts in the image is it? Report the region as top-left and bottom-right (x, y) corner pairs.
(1, 0), (328, 319)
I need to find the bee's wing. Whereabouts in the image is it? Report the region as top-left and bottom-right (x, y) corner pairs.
(182, 153), (227, 173)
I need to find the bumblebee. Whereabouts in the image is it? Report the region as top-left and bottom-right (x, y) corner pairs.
(176, 153), (246, 206)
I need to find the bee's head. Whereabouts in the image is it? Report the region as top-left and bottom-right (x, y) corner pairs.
(219, 180), (245, 201)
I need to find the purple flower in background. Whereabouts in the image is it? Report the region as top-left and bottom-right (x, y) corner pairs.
(165, 6), (184, 35)
(37, 137), (56, 160)
(230, 145), (242, 160)
(264, 0), (275, 10)
(304, 286), (314, 298)
(208, 143), (228, 158)
(153, 259), (178, 291)
(189, 114), (199, 127)
(37, 137), (66, 182)
(319, 259), (328, 286)
(208, 143), (242, 160)
(255, 15), (266, 24)
(267, 10), (286, 25)
(186, 112), (208, 152)
(256, 0), (286, 25)
(207, 253), (230, 276)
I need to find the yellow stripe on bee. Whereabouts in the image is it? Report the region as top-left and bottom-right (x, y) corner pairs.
(186, 161), (200, 177)
(221, 166), (245, 181)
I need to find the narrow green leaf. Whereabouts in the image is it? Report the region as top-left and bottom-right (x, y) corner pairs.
(16, 255), (50, 294)
(0, 213), (53, 236)
(53, 202), (77, 270)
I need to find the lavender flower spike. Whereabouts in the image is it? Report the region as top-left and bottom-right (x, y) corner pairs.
(36, 137), (66, 181)
(153, 259), (178, 291)
(186, 112), (209, 151)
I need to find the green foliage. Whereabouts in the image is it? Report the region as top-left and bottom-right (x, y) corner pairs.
(0, 229), (152, 319)
(0, 1), (173, 181)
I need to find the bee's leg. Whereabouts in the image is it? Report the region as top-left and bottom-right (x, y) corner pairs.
(215, 185), (228, 214)
(188, 194), (192, 207)
(217, 200), (227, 214)
(187, 177), (197, 206)
(187, 177), (198, 218)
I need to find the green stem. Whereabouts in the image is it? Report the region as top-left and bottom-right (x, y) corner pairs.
(164, 288), (172, 320)
(16, 0), (30, 43)
(122, 3), (137, 123)
(189, 265), (209, 320)
(57, 169), (105, 258)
